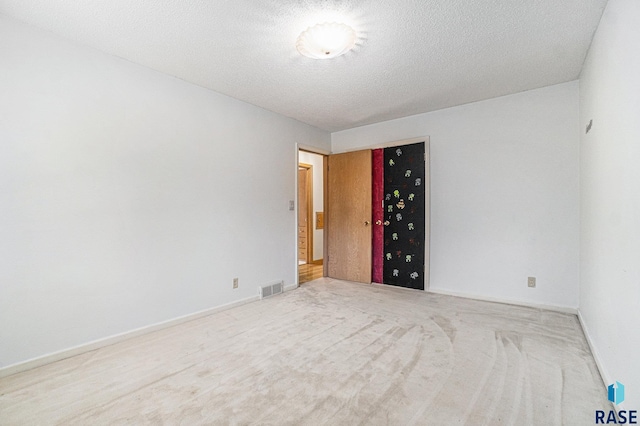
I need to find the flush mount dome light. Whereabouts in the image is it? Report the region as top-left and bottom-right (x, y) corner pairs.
(296, 22), (356, 59)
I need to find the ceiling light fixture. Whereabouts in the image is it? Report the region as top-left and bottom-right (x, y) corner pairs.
(296, 22), (356, 59)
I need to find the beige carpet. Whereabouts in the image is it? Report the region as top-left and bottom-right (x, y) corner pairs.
(0, 278), (611, 425)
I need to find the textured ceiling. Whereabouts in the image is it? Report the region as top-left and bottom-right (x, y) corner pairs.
(0, 0), (608, 132)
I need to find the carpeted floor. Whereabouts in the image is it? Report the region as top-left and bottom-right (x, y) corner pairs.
(0, 278), (612, 424)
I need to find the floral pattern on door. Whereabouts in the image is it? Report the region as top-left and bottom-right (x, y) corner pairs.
(382, 142), (425, 290)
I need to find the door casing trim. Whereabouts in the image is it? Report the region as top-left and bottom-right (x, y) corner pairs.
(295, 145), (329, 288)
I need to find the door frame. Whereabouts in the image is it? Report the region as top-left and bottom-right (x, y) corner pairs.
(298, 163), (313, 264)
(329, 137), (431, 290)
(295, 145), (330, 288)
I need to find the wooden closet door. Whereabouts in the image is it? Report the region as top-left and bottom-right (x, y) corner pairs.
(326, 150), (372, 283)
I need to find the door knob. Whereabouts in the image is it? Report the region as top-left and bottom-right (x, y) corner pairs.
(364, 221), (370, 226)
(375, 220), (382, 225)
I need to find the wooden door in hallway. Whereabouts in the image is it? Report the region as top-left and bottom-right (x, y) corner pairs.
(298, 165), (312, 264)
(327, 150), (372, 283)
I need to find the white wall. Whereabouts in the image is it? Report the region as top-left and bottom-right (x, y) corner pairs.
(579, 0), (640, 410)
(298, 151), (324, 262)
(0, 16), (330, 368)
(332, 82), (580, 309)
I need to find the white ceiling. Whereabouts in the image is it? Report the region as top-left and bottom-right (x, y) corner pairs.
(0, 0), (608, 132)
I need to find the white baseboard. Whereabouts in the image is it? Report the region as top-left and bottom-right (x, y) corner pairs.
(427, 288), (578, 315)
(284, 283), (298, 292)
(577, 309), (620, 411)
(0, 294), (260, 379)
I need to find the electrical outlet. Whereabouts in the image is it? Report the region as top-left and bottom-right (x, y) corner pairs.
(233, 278), (239, 289)
(528, 277), (536, 288)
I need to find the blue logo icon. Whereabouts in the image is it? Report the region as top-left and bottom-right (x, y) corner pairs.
(608, 381), (625, 405)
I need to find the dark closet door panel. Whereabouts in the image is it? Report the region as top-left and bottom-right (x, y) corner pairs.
(382, 142), (425, 290)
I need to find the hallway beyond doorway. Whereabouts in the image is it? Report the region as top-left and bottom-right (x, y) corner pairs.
(299, 263), (323, 284)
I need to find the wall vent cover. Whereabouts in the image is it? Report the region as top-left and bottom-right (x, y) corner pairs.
(259, 281), (284, 300)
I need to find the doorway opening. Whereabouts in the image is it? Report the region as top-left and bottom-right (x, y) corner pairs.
(298, 150), (326, 284)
